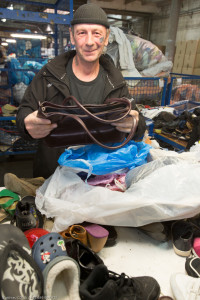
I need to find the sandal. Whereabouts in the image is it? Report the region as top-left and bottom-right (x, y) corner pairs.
(0, 189), (20, 216)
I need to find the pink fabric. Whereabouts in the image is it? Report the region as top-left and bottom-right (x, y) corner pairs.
(87, 173), (127, 192)
(193, 237), (200, 257)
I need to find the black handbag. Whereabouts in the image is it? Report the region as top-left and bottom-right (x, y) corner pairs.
(37, 96), (136, 150)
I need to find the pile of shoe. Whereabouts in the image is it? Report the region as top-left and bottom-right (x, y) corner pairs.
(0, 223), (162, 300)
(137, 217), (200, 259)
(0, 173), (45, 227)
(171, 248), (200, 299)
(169, 218), (200, 299)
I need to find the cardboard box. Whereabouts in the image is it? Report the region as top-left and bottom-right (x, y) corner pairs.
(173, 53), (184, 67)
(172, 67), (182, 73)
(193, 68), (200, 75)
(173, 40), (200, 74)
(182, 67), (194, 75)
(183, 54), (196, 68)
(185, 40), (199, 55)
(175, 41), (187, 56)
(194, 53), (200, 68)
(196, 40), (200, 53)
(173, 52), (185, 73)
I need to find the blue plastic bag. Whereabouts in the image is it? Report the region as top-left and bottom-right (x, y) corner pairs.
(58, 141), (151, 175)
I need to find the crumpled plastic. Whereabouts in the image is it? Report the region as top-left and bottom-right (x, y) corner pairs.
(58, 141), (151, 176)
(36, 158), (200, 232)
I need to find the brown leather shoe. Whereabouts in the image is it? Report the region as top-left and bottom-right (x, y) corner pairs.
(60, 224), (88, 246)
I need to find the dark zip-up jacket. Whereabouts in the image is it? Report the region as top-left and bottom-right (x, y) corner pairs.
(16, 50), (146, 178)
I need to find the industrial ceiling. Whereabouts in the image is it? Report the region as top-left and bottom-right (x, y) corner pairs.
(0, 0), (171, 38)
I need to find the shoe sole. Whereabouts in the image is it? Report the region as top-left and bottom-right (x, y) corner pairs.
(173, 244), (191, 257)
(192, 247), (200, 257)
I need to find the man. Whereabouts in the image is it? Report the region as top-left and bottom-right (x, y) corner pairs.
(16, 3), (146, 178)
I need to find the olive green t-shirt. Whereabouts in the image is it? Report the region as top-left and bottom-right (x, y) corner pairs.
(66, 58), (107, 104)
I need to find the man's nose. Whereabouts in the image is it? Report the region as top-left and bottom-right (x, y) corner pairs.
(85, 33), (94, 45)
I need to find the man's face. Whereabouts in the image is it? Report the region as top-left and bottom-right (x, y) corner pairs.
(70, 24), (109, 63)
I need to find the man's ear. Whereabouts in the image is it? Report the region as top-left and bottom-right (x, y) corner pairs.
(104, 29), (110, 47)
(69, 27), (75, 45)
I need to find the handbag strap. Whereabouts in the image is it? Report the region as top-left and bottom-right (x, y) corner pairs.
(62, 96), (132, 124)
(59, 112), (137, 150)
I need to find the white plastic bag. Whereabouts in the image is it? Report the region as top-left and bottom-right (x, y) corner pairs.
(36, 160), (200, 232)
(13, 82), (28, 103)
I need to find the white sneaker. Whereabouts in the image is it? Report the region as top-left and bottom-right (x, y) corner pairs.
(170, 273), (200, 300)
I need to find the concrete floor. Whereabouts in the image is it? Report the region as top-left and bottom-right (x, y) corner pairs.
(0, 153), (34, 186)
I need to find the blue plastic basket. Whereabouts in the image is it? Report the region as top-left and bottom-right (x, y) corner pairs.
(168, 100), (200, 116)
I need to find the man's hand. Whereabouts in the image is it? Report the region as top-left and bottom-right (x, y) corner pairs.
(24, 111), (57, 139)
(111, 110), (139, 134)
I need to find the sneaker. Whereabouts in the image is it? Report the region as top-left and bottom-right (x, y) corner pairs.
(185, 256), (200, 278)
(21, 196), (44, 228)
(80, 264), (160, 300)
(12, 197), (44, 232)
(171, 220), (193, 257)
(170, 272), (200, 300)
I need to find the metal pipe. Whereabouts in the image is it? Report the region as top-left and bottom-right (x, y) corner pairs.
(165, 0), (182, 61)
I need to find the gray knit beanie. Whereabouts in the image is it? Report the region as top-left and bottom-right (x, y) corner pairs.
(71, 3), (110, 28)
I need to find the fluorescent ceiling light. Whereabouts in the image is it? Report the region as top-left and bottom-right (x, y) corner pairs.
(1, 42), (8, 46)
(11, 33), (47, 40)
(6, 39), (16, 43)
(44, 8), (69, 15)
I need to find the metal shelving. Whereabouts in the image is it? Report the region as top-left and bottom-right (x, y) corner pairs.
(0, 0), (73, 156)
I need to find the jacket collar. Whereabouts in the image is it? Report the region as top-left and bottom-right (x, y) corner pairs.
(46, 50), (76, 79)
(45, 50), (125, 89)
